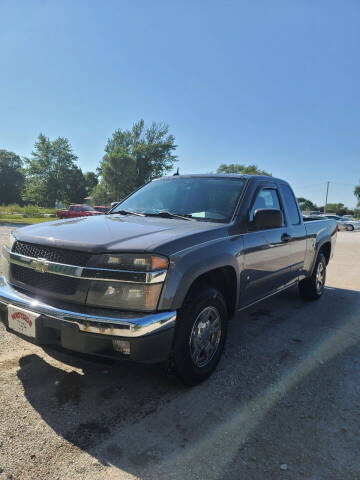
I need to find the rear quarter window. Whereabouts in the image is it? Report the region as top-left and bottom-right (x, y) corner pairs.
(280, 184), (301, 225)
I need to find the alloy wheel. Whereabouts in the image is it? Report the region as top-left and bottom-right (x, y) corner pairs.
(189, 306), (222, 368)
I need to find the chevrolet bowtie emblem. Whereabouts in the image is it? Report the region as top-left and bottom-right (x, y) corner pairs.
(32, 258), (49, 274)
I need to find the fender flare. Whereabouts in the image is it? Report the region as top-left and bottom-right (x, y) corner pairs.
(309, 239), (331, 276)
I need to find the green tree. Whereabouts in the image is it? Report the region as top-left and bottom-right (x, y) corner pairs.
(23, 134), (86, 206)
(324, 203), (350, 216)
(92, 147), (137, 203)
(355, 185), (360, 207)
(66, 166), (87, 204)
(0, 150), (25, 204)
(297, 197), (318, 211)
(95, 120), (177, 202)
(91, 183), (112, 205)
(217, 163), (272, 176)
(84, 171), (98, 196)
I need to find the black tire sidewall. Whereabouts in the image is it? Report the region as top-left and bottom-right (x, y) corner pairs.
(173, 287), (228, 385)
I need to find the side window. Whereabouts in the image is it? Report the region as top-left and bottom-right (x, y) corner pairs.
(69, 206), (75, 212)
(280, 184), (300, 225)
(250, 188), (281, 222)
(76, 207), (81, 212)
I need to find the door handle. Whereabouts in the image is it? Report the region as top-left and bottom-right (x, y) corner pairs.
(281, 233), (292, 243)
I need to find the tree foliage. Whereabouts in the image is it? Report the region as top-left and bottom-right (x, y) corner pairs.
(23, 134), (86, 207)
(296, 197), (319, 212)
(94, 120), (177, 203)
(323, 203), (353, 216)
(296, 198), (355, 216)
(84, 171), (98, 197)
(217, 163), (271, 176)
(355, 185), (360, 207)
(92, 147), (137, 204)
(0, 150), (25, 205)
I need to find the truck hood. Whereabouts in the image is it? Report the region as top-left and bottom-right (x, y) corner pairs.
(13, 214), (227, 255)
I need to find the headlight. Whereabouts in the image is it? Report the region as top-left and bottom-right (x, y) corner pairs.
(4, 233), (16, 251)
(86, 253), (168, 311)
(97, 254), (168, 272)
(86, 282), (163, 311)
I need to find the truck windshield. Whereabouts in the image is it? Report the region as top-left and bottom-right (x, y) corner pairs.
(112, 177), (246, 223)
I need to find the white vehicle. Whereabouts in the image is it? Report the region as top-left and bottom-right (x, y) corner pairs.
(323, 215), (360, 231)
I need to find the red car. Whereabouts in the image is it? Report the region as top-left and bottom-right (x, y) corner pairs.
(93, 205), (109, 213)
(56, 204), (104, 219)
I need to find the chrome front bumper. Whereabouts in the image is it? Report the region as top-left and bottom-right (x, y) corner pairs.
(0, 276), (176, 338)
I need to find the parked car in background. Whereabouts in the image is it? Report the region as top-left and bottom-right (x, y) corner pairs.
(56, 204), (104, 219)
(322, 215), (360, 231)
(1, 174), (337, 385)
(93, 205), (110, 213)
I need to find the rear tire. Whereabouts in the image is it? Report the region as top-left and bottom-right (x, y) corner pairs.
(172, 286), (228, 386)
(347, 225), (354, 231)
(299, 253), (326, 300)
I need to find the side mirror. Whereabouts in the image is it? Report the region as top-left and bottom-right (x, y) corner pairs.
(251, 209), (283, 230)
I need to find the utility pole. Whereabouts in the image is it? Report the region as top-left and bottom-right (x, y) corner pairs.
(324, 181), (330, 214)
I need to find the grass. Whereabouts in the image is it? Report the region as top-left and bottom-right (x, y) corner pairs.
(0, 204), (57, 224)
(0, 204), (57, 217)
(0, 216), (55, 225)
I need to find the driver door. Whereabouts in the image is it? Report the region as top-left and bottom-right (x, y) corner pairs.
(240, 185), (294, 307)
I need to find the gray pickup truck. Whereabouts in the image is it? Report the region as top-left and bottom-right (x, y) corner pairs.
(0, 175), (337, 384)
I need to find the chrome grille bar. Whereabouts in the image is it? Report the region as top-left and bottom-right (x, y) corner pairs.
(2, 246), (167, 284)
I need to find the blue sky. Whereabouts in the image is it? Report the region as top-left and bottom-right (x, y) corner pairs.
(1, 0), (359, 207)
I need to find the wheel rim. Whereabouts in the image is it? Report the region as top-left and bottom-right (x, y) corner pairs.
(189, 306), (222, 368)
(316, 261), (325, 292)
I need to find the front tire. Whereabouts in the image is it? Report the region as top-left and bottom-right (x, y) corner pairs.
(172, 286), (228, 386)
(299, 253), (327, 300)
(347, 224), (354, 231)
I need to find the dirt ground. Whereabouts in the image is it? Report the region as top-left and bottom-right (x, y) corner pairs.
(0, 225), (360, 480)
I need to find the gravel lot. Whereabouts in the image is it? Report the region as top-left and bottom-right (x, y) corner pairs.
(1, 225), (360, 480)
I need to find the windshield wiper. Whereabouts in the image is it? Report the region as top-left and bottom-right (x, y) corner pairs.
(144, 211), (193, 221)
(110, 209), (145, 217)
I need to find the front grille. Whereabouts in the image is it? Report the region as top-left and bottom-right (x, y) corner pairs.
(11, 241), (91, 296)
(13, 241), (91, 266)
(11, 264), (79, 294)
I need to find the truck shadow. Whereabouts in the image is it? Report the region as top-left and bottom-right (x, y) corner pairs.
(16, 285), (360, 479)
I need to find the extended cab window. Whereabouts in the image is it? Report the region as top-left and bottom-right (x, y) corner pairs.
(280, 184), (300, 225)
(250, 188), (281, 222)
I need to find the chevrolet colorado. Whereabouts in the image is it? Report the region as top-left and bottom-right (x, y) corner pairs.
(0, 175), (337, 385)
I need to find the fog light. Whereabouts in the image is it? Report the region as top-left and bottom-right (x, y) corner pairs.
(112, 339), (130, 355)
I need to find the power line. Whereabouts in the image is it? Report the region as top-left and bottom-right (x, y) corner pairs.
(331, 182), (358, 187)
(293, 182), (327, 189)
(294, 181), (359, 189)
